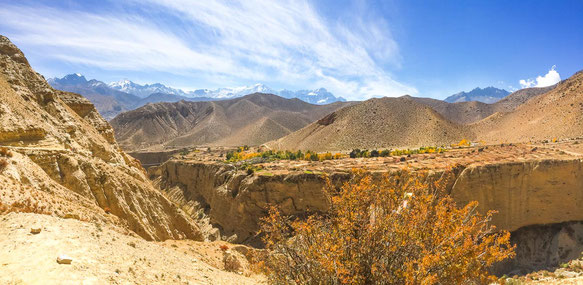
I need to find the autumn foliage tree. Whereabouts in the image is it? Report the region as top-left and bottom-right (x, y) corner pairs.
(259, 169), (515, 284)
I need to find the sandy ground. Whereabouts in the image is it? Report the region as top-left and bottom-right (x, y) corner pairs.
(0, 212), (264, 285)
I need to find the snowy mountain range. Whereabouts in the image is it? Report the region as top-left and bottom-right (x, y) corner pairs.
(108, 80), (346, 105)
(109, 79), (191, 98)
(48, 74), (346, 119)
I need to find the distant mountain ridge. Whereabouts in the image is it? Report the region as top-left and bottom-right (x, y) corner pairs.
(49, 74), (347, 118)
(444, 87), (510, 103)
(48, 74), (140, 119)
(109, 79), (190, 98)
(108, 80), (347, 105)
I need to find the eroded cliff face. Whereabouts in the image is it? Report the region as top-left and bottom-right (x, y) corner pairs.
(0, 35), (202, 241)
(155, 161), (349, 244)
(450, 159), (583, 232)
(155, 156), (583, 269)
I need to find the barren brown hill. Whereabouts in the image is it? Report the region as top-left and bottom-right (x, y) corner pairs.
(492, 85), (555, 112)
(408, 96), (497, 124)
(0, 35), (202, 241)
(408, 85), (554, 124)
(474, 71), (583, 143)
(267, 96), (473, 151)
(110, 93), (351, 151)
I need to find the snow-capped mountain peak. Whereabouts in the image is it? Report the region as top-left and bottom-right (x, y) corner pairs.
(108, 80), (189, 98)
(48, 73), (88, 86)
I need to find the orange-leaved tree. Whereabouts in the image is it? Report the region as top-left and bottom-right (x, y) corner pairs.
(259, 169), (515, 284)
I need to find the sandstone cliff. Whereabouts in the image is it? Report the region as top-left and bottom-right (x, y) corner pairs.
(0, 35), (201, 241)
(155, 161), (348, 244)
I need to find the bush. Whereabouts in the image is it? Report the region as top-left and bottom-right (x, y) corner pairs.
(246, 167), (255, 175)
(0, 147), (12, 157)
(0, 158), (7, 172)
(259, 170), (515, 284)
(370, 150), (379, 157)
(226, 151), (234, 161)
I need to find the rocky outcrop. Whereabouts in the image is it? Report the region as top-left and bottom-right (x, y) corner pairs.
(0, 35), (202, 241)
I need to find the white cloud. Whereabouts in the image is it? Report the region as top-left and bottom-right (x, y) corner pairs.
(0, 1), (417, 100)
(519, 65), (561, 88)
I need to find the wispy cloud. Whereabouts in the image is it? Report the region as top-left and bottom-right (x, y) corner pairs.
(519, 65), (561, 88)
(0, 0), (417, 100)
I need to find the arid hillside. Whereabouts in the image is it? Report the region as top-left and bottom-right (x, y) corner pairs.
(266, 83), (561, 152)
(410, 85), (554, 124)
(0, 35), (203, 241)
(474, 71), (583, 143)
(267, 96), (472, 151)
(110, 93), (351, 151)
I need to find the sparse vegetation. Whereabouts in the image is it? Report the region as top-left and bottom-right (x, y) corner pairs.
(0, 158), (7, 172)
(226, 147), (345, 162)
(0, 146), (13, 157)
(224, 145), (448, 163)
(455, 139), (472, 147)
(350, 146), (446, 158)
(259, 169), (515, 284)
(0, 199), (52, 215)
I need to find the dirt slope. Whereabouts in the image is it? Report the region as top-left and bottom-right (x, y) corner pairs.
(0, 212), (263, 284)
(0, 35), (202, 241)
(474, 71), (583, 143)
(268, 96), (472, 151)
(410, 85), (554, 124)
(110, 93), (351, 151)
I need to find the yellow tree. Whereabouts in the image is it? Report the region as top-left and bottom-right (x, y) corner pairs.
(259, 169), (515, 284)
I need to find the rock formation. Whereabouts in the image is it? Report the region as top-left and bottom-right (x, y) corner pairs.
(0, 35), (201, 241)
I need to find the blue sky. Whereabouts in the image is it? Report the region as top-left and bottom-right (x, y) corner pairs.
(0, 0), (581, 100)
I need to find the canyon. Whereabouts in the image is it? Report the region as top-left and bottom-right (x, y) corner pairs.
(151, 141), (583, 274)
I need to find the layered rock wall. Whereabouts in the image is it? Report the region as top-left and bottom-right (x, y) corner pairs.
(156, 158), (583, 246)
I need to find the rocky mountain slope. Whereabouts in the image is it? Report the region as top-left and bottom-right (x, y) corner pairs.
(0, 35), (202, 241)
(410, 85), (554, 124)
(444, 86), (510, 103)
(474, 71), (583, 143)
(110, 93), (351, 151)
(264, 83), (557, 152)
(267, 96), (472, 151)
